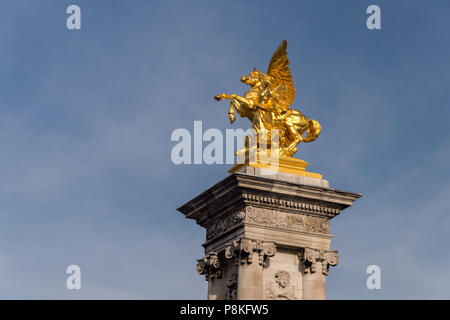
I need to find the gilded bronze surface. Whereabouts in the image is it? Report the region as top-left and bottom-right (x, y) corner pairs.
(215, 40), (321, 158)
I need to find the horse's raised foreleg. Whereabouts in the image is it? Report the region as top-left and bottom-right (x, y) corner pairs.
(215, 94), (251, 106)
(228, 99), (236, 124)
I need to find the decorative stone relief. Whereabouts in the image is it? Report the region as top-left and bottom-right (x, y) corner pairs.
(206, 209), (245, 240)
(246, 206), (329, 234)
(196, 252), (222, 281)
(298, 248), (339, 275)
(206, 206), (330, 241)
(264, 270), (299, 300)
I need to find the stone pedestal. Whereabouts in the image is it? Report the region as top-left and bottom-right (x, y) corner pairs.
(178, 168), (361, 300)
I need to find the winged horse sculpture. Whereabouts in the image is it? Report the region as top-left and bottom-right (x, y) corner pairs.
(214, 40), (321, 157)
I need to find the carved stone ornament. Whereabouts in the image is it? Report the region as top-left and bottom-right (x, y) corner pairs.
(224, 237), (276, 266)
(246, 206), (330, 234)
(298, 248), (339, 275)
(196, 252), (222, 281)
(205, 204), (333, 242)
(264, 270), (298, 300)
(206, 209), (246, 241)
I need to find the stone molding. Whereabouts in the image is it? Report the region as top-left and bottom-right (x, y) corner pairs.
(242, 191), (341, 217)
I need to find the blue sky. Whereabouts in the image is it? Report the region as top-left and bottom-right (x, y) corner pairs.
(0, 0), (449, 299)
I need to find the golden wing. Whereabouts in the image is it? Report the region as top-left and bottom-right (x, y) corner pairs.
(266, 40), (295, 111)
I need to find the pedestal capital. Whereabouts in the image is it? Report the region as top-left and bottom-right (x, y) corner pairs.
(224, 237), (276, 266)
(196, 252), (222, 281)
(299, 248), (339, 275)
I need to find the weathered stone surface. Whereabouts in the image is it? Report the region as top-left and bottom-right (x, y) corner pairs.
(178, 172), (361, 300)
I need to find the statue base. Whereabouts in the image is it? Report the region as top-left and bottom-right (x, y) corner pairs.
(229, 151), (323, 179)
(178, 169), (361, 300)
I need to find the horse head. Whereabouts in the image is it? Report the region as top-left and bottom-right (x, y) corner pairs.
(240, 68), (267, 87)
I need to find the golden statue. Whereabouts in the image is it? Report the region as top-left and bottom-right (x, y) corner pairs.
(215, 40), (323, 178)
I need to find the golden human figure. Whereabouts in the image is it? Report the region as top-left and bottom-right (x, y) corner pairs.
(214, 40), (321, 158)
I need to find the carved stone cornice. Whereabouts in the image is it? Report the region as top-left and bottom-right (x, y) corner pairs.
(196, 252), (222, 281)
(298, 248), (339, 275)
(241, 191), (341, 217)
(178, 174), (362, 227)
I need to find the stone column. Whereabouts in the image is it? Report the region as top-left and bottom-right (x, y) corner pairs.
(299, 248), (338, 300)
(178, 168), (360, 300)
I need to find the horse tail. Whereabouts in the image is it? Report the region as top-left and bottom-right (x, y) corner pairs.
(303, 119), (322, 143)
